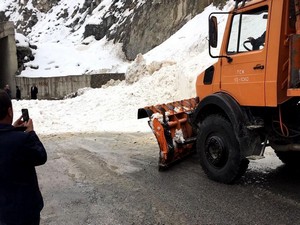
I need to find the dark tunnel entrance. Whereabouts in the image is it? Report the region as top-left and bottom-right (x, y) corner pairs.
(0, 37), (10, 88)
(0, 22), (17, 98)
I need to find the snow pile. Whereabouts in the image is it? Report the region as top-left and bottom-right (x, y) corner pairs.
(125, 54), (150, 84)
(125, 54), (176, 84)
(249, 148), (283, 173)
(12, 64), (184, 133)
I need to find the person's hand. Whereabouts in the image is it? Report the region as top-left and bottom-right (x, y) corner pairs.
(247, 37), (257, 46)
(13, 116), (25, 127)
(24, 119), (34, 132)
(13, 116), (34, 132)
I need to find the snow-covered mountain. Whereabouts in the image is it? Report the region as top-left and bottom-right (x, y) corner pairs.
(0, 0), (224, 77)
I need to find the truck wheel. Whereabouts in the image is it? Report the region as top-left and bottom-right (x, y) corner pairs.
(197, 115), (249, 184)
(275, 151), (300, 167)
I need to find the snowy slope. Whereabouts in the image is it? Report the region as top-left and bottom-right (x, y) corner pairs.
(1, 0), (137, 76)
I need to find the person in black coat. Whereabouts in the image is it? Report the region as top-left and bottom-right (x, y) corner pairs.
(0, 90), (47, 225)
(16, 86), (21, 100)
(30, 84), (38, 100)
(4, 84), (11, 99)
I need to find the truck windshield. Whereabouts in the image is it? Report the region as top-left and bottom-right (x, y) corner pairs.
(227, 6), (268, 54)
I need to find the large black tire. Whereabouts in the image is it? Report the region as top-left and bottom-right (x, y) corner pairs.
(197, 115), (249, 184)
(275, 151), (300, 167)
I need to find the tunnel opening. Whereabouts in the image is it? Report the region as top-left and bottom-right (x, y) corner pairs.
(0, 22), (18, 98)
(0, 36), (10, 88)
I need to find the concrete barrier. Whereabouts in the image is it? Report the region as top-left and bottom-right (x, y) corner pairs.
(15, 73), (125, 100)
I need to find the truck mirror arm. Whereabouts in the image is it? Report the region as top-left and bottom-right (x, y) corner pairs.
(209, 46), (233, 63)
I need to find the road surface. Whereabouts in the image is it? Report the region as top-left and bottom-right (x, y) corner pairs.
(37, 132), (300, 225)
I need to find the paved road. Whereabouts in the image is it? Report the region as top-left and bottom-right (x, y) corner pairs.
(37, 132), (300, 225)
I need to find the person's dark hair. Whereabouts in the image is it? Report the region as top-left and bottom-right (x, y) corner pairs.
(0, 90), (12, 120)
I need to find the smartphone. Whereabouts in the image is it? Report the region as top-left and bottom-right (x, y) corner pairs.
(21, 108), (29, 122)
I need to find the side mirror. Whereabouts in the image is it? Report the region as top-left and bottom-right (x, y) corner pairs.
(209, 16), (218, 48)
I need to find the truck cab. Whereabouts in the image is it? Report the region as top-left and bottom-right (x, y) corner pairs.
(197, 0), (295, 106)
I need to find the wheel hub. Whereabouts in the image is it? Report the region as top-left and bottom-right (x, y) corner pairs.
(205, 136), (228, 168)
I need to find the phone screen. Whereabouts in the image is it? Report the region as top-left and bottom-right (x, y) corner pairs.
(21, 109), (29, 122)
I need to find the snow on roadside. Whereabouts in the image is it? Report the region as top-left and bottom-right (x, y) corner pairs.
(248, 147), (283, 173)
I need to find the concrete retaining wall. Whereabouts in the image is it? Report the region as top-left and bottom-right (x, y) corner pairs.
(15, 73), (125, 99)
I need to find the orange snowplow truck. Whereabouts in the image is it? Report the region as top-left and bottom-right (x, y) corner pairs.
(138, 0), (300, 183)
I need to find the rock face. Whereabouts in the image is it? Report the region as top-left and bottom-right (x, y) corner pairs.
(31, 0), (60, 13)
(9, 0), (60, 34)
(14, 33), (37, 74)
(16, 45), (35, 75)
(0, 0), (224, 61)
(111, 0), (210, 60)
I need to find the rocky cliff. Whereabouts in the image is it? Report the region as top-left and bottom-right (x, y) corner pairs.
(1, 0), (225, 61)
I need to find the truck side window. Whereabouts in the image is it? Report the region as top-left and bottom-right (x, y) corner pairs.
(227, 6), (268, 54)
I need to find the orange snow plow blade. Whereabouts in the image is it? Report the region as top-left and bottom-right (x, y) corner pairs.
(138, 97), (199, 169)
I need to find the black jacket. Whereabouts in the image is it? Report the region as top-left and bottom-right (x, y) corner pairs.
(0, 124), (47, 224)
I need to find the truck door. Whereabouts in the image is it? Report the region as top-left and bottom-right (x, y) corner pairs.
(221, 6), (268, 106)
